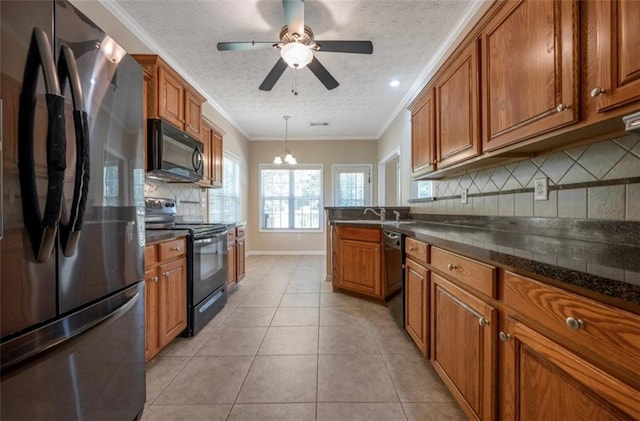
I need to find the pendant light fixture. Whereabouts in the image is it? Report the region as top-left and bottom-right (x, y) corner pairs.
(273, 115), (297, 165)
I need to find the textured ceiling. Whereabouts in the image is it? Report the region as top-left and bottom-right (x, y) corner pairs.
(109, 0), (483, 140)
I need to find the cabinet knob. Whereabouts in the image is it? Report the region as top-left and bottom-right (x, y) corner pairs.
(409, 246), (416, 251)
(170, 246), (181, 252)
(590, 87), (606, 97)
(499, 331), (512, 342)
(151, 276), (159, 283)
(478, 317), (489, 327)
(163, 271), (170, 278)
(447, 263), (457, 271)
(556, 103), (568, 112)
(565, 317), (585, 331)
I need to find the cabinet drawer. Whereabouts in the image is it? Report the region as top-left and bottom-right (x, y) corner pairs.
(405, 238), (429, 264)
(158, 238), (186, 261)
(504, 271), (640, 380)
(145, 245), (157, 270)
(338, 226), (380, 242)
(236, 226), (245, 238)
(431, 247), (496, 298)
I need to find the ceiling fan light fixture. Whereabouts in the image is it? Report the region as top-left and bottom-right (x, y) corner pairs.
(280, 42), (313, 69)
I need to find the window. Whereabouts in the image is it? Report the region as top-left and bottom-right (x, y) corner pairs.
(410, 180), (435, 199)
(332, 165), (372, 206)
(209, 154), (241, 223)
(260, 164), (322, 231)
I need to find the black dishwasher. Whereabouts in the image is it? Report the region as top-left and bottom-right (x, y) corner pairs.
(383, 230), (404, 328)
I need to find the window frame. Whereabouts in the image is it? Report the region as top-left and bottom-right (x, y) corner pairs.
(259, 163), (324, 233)
(208, 152), (242, 224)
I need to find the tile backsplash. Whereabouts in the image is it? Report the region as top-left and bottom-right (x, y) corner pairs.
(144, 179), (207, 217)
(411, 134), (640, 221)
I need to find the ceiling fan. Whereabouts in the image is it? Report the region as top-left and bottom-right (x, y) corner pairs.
(217, 0), (373, 91)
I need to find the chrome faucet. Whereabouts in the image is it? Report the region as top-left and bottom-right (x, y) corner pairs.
(364, 207), (386, 221)
(392, 210), (400, 222)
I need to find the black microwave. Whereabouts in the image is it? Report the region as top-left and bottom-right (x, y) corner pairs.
(147, 118), (204, 182)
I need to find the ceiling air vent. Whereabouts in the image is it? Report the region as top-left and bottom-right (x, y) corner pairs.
(310, 122), (329, 127)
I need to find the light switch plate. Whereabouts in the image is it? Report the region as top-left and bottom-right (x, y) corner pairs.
(534, 178), (548, 201)
(461, 189), (468, 204)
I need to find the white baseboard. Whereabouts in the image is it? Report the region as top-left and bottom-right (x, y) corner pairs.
(247, 250), (327, 256)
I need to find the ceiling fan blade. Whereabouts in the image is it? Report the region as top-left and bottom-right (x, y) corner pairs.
(283, 0), (305, 37)
(217, 42), (276, 51)
(307, 56), (339, 90)
(259, 58), (288, 91)
(315, 41), (373, 54)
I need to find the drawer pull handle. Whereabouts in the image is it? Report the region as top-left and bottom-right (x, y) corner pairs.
(170, 246), (181, 252)
(478, 317), (489, 327)
(565, 317), (585, 331)
(499, 331), (511, 342)
(556, 103), (568, 112)
(409, 246), (416, 251)
(447, 263), (457, 271)
(151, 276), (159, 283)
(590, 87), (606, 97)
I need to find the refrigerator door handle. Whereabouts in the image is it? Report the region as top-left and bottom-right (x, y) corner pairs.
(57, 45), (90, 257)
(18, 27), (66, 262)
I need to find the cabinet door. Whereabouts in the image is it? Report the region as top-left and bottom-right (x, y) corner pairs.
(405, 259), (429, 356)
(144, 268), (159, 362)
(339, 239), (381, 297)
(482, 0), (578, 151)
(591, 0), (640, 113)
(411, 87), (436, 176)
(201, 121), (213, 184)
(436, 40), (480, 168)
(158, 67), (184, 128)
(227, 241), (237, 288)
(500, 318), (640, 420)
(211, 130), (223, 188)
(184, 89), (203, 139)
(431, 273), (496, 421)
(158, 257), (187, 348)
(236, 238), (246, 282)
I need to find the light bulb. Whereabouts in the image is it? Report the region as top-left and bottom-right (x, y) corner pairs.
(280, 42), (313, 69)
(273, 155), (283, 165)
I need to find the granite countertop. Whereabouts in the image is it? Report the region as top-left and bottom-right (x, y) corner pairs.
(331, 218), (640, 310)
(145, 229), (190, 245)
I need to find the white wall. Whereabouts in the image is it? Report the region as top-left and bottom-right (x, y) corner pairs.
(378, 110), (412, 205)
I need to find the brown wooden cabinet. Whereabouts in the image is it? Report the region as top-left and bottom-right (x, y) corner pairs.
(436, 39), (481, 167)
(588, 0), (640, 114)
(200, 119), (224, 188)
(144, 237), (187, 361)
(500, 271), (640, 420)
(410, 87), (436, 177)
(332, 226), (382, 298)
(226, 229), (237, 289)
(132, 54), (205, 140)
(481, 0), (579, 152)
(236, 226), (246, 282)
(431, 273), (496, 421)
(405, 257), (429, 357)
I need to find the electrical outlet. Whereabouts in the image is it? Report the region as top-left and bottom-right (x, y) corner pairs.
(297, 234), (302, 241)
(461, 189), (468, 204)
(534, 177), (548, 201)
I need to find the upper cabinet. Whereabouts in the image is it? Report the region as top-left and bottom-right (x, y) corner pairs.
(481, 0), (579, 152)
(200, 118), (224, 188)
(133, 55), (205, 140)
(588, 0), (640, 114)
(411, 88), (436, 177)
(437, 40), (481, 167)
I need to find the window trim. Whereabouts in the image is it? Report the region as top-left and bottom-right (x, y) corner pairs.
(258, 163), (324, 233)
(331, 164), (373, 207)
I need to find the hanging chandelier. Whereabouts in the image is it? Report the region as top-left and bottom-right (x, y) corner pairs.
(273, 115), (297, 165)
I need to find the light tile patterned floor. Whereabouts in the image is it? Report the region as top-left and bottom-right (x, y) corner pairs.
(142, 255), (466, 421)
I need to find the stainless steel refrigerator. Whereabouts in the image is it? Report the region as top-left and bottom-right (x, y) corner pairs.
(1, 1), (146, 419)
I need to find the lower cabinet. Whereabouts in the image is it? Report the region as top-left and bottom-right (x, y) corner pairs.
(332, 226), (382, 298)
(236, 226), (246, 282)
(431, 273), (496, 421)
(145, 237), (187, 362)
(226, 229), (237, 289)
(405, 258), (429, 356)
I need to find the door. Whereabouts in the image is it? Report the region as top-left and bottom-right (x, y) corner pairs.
(55, 4), (144, 314)
(236, 237), (245, 281)
(333, 165), (372, 207)
(481, 0), (579, 151)
(184, 89), (202, 139)
(158, 67), (184, 128)
(431, 273), (496, 421)
(339, 239), (381, 297)
(158, 257), (187, 347)
(405, 258), (428, 356)
(0, 0), (57, 337)
(411, 87), (436, 176)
